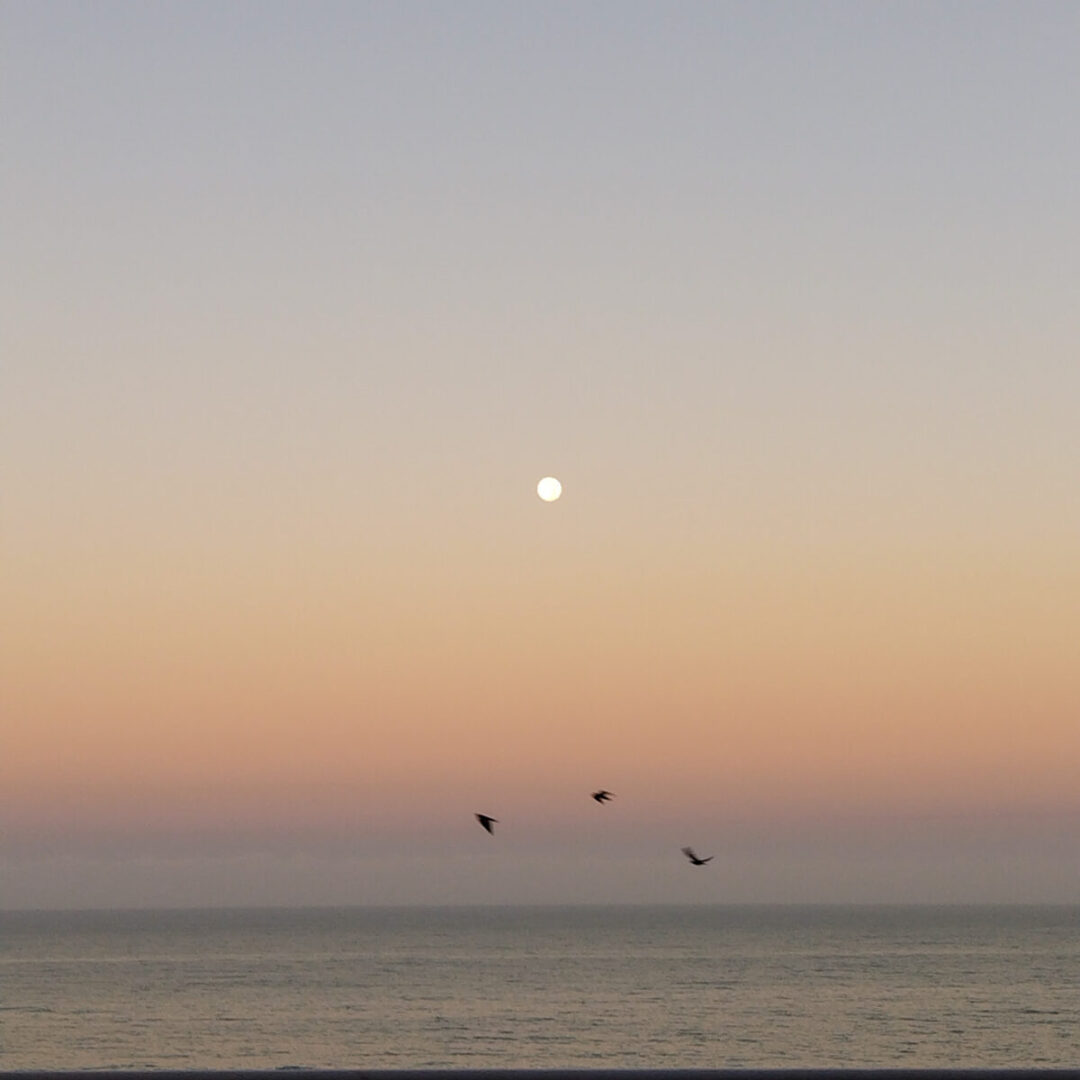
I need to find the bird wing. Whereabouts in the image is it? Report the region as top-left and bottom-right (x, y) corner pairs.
(681, 847), (696, 859)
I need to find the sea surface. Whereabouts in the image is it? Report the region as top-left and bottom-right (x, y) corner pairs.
(1, 905), (1077, 1069)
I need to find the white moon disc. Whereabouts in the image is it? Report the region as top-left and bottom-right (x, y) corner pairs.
(537, 476), (562, 502)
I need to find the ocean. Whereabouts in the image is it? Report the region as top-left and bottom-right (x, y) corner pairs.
(1, 905), (1077, 1069)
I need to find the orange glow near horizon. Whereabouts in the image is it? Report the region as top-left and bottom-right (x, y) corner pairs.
(6, 504), (1078, 846)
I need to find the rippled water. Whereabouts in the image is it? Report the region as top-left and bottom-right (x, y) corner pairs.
(1, 905), (1077, 1068)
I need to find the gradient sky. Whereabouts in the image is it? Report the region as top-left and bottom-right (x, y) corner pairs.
(3, 1), (1078, 908)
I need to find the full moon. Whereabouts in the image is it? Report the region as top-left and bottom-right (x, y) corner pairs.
(537, 476), (562, 502)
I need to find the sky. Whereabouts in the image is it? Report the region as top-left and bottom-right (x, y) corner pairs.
(2, 1), (1078, 908)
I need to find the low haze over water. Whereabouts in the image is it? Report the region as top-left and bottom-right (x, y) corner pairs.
(3, 905), (1077, 1068)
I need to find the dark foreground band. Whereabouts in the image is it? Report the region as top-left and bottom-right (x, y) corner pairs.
(5, 1070), (1080, 1080)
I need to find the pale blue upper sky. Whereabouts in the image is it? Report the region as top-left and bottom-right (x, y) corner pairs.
(7, 2), (1078, 425)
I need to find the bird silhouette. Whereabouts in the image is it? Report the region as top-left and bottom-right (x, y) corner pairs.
(475, 813), (498, 834)
(591, 790), (615, 803)
(681, 846), (713, 866)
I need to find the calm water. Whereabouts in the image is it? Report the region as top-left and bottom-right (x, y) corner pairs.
(1, 905), (1077, 1069)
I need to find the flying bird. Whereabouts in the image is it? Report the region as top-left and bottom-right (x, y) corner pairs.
(475, 813), (498, 834)
(681, 846), (713, 866)
(591, 790), (615, 803)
